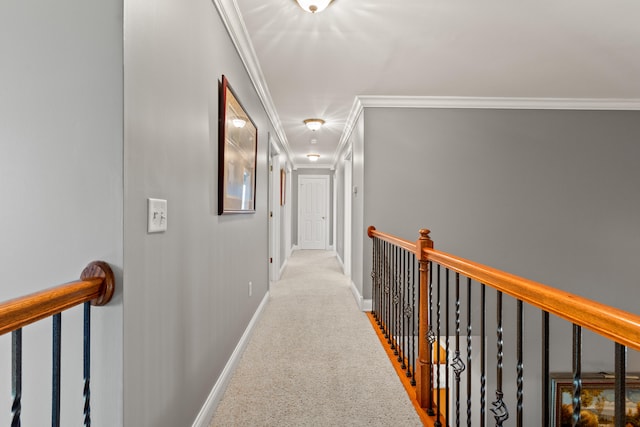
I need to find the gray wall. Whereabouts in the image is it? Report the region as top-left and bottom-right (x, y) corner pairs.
(0, 1), (123, 425)
(292, 168), (334, 247)
(124, 1), (269, 426)
(361, 106), (640, 421)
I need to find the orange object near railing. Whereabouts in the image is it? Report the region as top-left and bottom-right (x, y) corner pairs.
(368, 225), (640, 352)
(0, 261), (115, 336)
(368, 225), (640, 426)
(1, 261), (115, 426)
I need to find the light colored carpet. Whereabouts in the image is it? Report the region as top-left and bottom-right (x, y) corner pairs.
(209, 250), (423, 427)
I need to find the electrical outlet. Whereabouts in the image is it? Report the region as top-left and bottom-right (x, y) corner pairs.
(147, 198), (167, 233)
(249, 281), (252, 297)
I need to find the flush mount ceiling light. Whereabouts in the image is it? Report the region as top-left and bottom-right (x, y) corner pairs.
(310, 138), (318, 144)
(304, 118), (325, 131)
(306, 153), (320, 162)
(295, 0), (333, 13)
(231, 118), (246, 128)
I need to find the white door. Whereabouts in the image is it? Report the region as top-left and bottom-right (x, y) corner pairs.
(298, 175), (329, 250)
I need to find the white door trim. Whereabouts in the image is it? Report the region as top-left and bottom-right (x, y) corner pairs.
(268, 136), (281, 282)
(297, 175), (330, 250)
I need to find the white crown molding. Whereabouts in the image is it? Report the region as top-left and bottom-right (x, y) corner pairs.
(331, 94), (640, 169)
(357, 95), (640, 110)
(332, 97), (363, 168)
(212, 0), (294, 164)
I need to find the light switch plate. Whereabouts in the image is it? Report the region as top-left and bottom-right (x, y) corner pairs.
(147, 198), (167, 233)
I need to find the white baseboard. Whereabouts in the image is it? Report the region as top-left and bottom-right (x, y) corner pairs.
(279, 257), (288, 277)
(349, 280), (372, 312)
(191, 291), (270, 427)
(336, 253), (344, 271)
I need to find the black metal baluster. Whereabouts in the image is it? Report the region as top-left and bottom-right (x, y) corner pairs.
(427, 261), (436, 416)
(388, 243), (392, 340)
(371, 239), (377, 321)
(516, 300), (523, 427)
(384, 242), (390, 339)
(491, 291), (509, 426)
(83, 302), (91, 426)
(452, 273), (466, 427)
(572, 324), (582, 427)
(375, 239), (380, 321)
(466, 278), (472, 427)
(391, 246), (397, 352)
(542, 311), (550, 427)
(398, 249), (408, 370)
(12, 329), (22, 427)
(615, 343), (626, 427)
(445, 268), (450, 426)
(434, 264), (442, 427)
(410, 255), (416, 386)
(52, 313), (62, 427)
(480, 284), (486, 427)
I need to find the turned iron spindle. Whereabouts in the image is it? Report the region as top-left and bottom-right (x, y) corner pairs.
(542, 311), (550, 427)
(427, 261), (435, 416)
(12, 329), (22, 427)
(52, 313), (62, 427)
(466, 278), (472, 427)
(83, 302), (91, 426)
(452, 272), (467, 427)
(572, 325), (582, 426)
(516, 300), (523, 427)
(615, 343), (627, 426)
(445, 268), (450, 425)
(409, 255), (416, 385)
(434, 264), (442, 427)
(480, 284), (486, 427)
(490, 291), (509, 426)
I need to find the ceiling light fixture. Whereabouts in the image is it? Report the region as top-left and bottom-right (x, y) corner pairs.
(231, 118), (247, 128)
(295, 0), (333, 13)
(304, 118), (325, 131)
(310, 138), (318, 144)
(306, 153), (320, 162)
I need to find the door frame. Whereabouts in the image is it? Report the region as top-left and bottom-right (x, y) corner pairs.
(268, 136), (281, 282)
(297, 174), (330, 250)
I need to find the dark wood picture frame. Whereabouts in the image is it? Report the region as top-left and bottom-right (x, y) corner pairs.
(218, 75), (258, 214)
(550, 372), (640, 426)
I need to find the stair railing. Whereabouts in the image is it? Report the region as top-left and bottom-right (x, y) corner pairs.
(368, 226), (640, 427)
(0, 261), (115, 427)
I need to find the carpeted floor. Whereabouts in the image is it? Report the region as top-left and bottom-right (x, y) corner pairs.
(209, 250), (423, 427)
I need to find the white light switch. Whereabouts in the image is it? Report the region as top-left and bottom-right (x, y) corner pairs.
(147, 198), (167, 233)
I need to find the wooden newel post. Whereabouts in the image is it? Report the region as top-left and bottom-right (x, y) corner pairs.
(415, 228), (434, 412)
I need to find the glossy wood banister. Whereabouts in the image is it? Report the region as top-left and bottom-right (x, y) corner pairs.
(422, 248), (640, 352)
(368, 226), (417, 254)
(0, 261), (114, 336)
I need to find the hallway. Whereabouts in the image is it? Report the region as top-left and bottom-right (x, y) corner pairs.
(209, 250), (422, 426)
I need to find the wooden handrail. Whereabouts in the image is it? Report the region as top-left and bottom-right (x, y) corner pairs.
(424, 248), (640, 352)
(0, 261), (115, 336)
(368, 226), (640, 352)
(367, 226), (417, 254)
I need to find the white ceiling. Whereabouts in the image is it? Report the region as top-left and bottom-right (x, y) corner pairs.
(229, 0), (640, 168)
